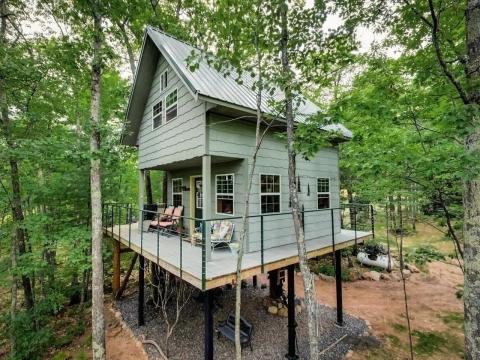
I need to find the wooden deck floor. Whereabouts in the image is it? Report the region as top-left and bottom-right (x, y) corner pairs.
(104, 223), (371, 290)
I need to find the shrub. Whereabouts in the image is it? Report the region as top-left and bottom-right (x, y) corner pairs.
(405, 245), (445, 266)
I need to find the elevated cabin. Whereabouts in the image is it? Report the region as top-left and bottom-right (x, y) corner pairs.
(107, 27), (374, 360)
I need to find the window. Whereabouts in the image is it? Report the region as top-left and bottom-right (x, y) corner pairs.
(165, 89), (178, 122)
(160, 70), (168, 92)
(216, 174), (234, 215)
(260, 174), (280, 214)
(317, 178), (330, 209)
(152, 101), (163, 129)
(172, 178), (183, 207)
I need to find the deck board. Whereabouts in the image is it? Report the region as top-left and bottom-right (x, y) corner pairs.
(104, 223), (371, 290)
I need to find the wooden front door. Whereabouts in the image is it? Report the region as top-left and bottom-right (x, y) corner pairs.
(194, 177), (203, 227)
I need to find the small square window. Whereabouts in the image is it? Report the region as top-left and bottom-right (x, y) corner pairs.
(165, 89), (178, 122)
(172, 178), (183, 206)
(317, 178), (330, 209)
(260, 174), (281, 214)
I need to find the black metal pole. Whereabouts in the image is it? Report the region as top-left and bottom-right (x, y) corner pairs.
(253, 275), (257, 288)
(204, 289), (214, 360)
(334, 250), (344, 326)
(286, 264), (298, 360)
(138, 255), (145, 326)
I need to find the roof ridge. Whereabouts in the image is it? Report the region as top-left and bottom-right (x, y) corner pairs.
(147, 26), (202, 51)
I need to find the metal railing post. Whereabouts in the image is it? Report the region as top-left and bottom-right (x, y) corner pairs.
(179, 225), (183, 279)
(118, 205), (121, 240)
(260, 215), (264, 273)
(157, 215), (160, 264)
(128, 205), (132, 248)
(354, 206), (358, 255)
(370, 204), (375, 238)
(111, 205), (114, 238)
(201, 220), (206, 291)
(331, 209), (335, 266)
(301, 204), (305, 234)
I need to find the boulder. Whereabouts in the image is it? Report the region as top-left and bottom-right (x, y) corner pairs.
(267, 306), (278, 315)
(380, 273), (391, 281)
(363, 270), (381, 281)
(406, 263), (420, 273)
(295, 305), (302, 314)
(277, 302), (284, 309)
(318, 273), (335, 282)
(278, 308), (288, 317)
(390, 272), (401, 281)
(402, 269), (411, 278)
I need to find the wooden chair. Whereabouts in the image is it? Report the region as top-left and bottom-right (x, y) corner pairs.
(217, 313), (253, 351)
(150, 206), (173, 230)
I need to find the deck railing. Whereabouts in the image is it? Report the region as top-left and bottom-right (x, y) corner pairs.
(102, 202), (374, 290)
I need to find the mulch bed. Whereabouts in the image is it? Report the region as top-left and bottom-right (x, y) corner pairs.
(114, 281), (374, 359)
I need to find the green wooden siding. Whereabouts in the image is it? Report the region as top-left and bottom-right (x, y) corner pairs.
(137, 55), (205, 169)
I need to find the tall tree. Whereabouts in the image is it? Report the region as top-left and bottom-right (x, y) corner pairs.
(89, 0), (106, 358)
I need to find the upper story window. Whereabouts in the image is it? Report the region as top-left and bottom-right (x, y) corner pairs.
(260, 174), (280, 214)
(152, 100), (163, 129)
(317, 178), (330, 209)
(165, 89), (178, 122)
(216, 174), (234, 215)
(172, 178), (183, 207)
(160, 70), (168, 92)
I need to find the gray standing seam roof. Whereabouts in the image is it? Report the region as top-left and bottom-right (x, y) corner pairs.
(122, 27), (352, 145)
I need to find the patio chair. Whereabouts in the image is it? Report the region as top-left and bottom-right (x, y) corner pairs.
(211, 220), (235, 252)
(217, 313), (253, 351)
(157, 206), (183, 234)
(149, 206), (173, 230)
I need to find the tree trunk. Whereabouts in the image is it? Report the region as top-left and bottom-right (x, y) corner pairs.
(90, 1), (106, 358)
(279, 1), (319, 358)
(464, 1), (480, 358)
(0, 0), (34, 311)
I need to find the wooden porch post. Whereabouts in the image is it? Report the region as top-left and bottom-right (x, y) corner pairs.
(112, 239), (121, 297)
(202, 155), (212, 261)
(138, 169), (145, 228)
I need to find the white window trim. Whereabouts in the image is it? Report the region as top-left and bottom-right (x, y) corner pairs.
(165, 87), (178, 122)
(215, 173), (235, 216)
(160, 69), (168, 92)
(172, 178), (183, 206)
(151, 100), (163, 130)
(260, 173), (282, 214)
(317, 177), (331, 209)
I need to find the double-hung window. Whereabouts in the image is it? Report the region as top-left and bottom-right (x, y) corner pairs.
(160, 70), (168, 92)
(172, 178), (183, 207)
(216, 174), (234, 215)
(152, 101), (163, 129)
(317, 178), (330, 209)
(260, 174), (281, 214)
(165, 89), (178, 122)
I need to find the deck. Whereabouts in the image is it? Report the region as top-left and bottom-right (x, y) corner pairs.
(104, 222), (371, 290)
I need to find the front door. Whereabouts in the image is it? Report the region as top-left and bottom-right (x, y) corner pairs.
(194, 177), (203, 228)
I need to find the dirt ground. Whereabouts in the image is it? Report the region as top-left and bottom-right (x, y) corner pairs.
(296, 260), (464, 359)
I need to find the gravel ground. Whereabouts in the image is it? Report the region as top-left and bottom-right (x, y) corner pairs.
(115, 283), (375, 360)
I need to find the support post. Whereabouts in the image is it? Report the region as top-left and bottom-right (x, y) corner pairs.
(286, 264), (298, 360)
(253, 275), (257, 288)
(112, 240), (121, 297)
(334, 250), (344, 326)
(202, 155), (212, 261)
(138, 255), (145, 326)
(268, 269), (283, 299)
(204, 289), (214, 360)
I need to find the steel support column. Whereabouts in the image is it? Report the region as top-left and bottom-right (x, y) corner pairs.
(335, 250), (344, 326)
(204, 289), (214, 360)
(138, 255), (145, 326)
(286, 265), (298, 360)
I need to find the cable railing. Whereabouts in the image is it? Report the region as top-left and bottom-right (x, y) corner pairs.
(102, 202), (374, 290)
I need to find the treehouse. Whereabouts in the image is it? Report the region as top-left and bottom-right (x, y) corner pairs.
(105, 27), (374, 359)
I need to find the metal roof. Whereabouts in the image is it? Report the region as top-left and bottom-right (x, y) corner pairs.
(122, 27), (352, 145)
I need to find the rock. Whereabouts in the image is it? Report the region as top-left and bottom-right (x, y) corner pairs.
(278, 308), (288, 317)
(295, 305), (302, 314)
(381, 273), (391, 281)
(406, 263), (420, 273)
(363, 270), (381, 281)
(345, 350), (354, 359)
(267, 306), (278, 315)
(390, 272), (401, 281)
(402, 269), (411, 278)
(318, 273), (335, 282)
(277, 302), (283, 309)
